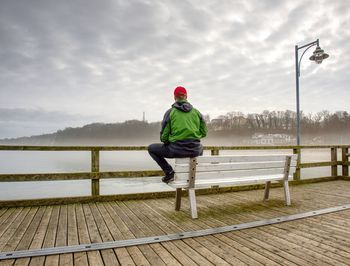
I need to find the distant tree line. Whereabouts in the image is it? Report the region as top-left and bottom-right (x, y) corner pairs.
(1, 110), (349, 145)
(208, 110), (350, 134)
(54, 120), (161, 144)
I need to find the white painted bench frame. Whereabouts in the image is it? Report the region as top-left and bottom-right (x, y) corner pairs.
(168, 154), (297, 218)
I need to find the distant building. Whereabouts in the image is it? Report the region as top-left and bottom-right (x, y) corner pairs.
(250, 133), (295, 145)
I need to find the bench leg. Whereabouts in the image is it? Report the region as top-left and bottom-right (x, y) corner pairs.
(263, 181), (271, 201)
(283, 180), (291, 206)
(175, 188), (182, 211)
(188, 189), (198, 219)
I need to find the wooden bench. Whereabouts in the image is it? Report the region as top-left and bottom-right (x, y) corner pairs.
(168, 154), (298, 218)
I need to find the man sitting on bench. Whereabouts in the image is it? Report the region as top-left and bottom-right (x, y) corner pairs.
(148, 86), (208, 183)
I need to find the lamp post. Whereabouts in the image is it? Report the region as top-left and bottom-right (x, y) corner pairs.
(295, 39), (329, 145)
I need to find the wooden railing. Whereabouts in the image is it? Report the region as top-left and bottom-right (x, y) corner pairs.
(0, 145), (349, 204)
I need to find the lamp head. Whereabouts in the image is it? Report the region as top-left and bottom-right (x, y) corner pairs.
(309, 46), (329, 64)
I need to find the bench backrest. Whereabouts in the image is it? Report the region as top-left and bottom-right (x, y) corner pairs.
(174, 154), (298, 185)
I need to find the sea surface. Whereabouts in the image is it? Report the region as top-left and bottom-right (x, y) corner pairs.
(0, 149), (340, 200)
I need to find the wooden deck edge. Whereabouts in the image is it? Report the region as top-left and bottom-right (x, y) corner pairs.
(0, 176), (343, 208)
(0, 192), (175, 208)
(339, 175), (350, 181)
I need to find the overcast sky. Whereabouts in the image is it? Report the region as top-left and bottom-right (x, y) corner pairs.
(0, 0), (349, 138)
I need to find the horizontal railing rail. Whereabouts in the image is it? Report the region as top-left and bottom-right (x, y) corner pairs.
(1, 144), (350, 151)
(0, 145), (349, 203)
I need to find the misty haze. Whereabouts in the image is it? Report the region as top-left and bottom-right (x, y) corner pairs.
(1, 109), (350, 146)
(1, 108), (349, 199)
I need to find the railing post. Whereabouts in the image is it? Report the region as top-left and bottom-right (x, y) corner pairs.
(342, 147), (349, 177)
(331, 147), (337, 178)
(211, 148), (219, 156)
(293, 148), (301, 181)
(91, 149), (100, 196)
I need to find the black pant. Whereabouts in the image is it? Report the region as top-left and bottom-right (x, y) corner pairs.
(148, 143), (175, 175)
(148, 142), (202, 175)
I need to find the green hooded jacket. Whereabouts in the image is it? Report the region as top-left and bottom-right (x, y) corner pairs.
(160, 100), (207, 144)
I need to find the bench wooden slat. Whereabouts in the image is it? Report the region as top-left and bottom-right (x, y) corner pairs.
(175, 161), (294, 173)
(169, 174), (285, 188)
(174, 167), (295, 182)
(175, 154), (297, 164)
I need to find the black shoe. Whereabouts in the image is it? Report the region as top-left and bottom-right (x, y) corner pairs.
(162, 171), (175, 183)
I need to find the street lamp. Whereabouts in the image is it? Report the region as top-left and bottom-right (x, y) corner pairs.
(295, 39), (329, 145)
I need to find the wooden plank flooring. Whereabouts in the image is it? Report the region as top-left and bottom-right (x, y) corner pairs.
(0, 180), (350, 265)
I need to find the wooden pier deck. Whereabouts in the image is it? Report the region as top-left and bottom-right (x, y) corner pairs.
(1, 180), (350, 265)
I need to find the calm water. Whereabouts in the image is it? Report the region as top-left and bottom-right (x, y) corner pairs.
(0, 149), (339, 200)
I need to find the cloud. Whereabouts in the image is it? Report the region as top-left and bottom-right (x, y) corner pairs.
(0, 108), (98, 139)
(0, 0), (349, 138)
(0, 108), (87, 122)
